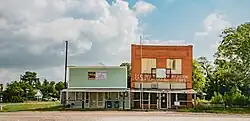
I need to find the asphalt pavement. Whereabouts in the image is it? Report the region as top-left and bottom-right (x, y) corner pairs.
(0, 111), (249, 121)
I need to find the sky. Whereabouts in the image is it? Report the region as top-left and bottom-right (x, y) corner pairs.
(0, 0), (250, 85)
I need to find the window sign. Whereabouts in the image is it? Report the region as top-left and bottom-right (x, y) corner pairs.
(88, 71), (107, 80)
(96, 71), (108, 80)
(156, 68), (166, 78)
(88, 72), (96, 80)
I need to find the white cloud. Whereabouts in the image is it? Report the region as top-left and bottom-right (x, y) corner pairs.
(134, 0), (156, 15)
(142, 39), (189, 46)
(0, 0), (160, 83)
(193, 13), (232, 59)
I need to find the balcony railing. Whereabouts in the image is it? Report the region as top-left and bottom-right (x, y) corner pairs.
(134, 73), (188, 82)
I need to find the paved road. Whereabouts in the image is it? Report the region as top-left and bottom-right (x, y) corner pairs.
(0, 111), (249, 121)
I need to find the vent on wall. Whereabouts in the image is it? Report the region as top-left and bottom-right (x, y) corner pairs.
(151, 83), (158, 89)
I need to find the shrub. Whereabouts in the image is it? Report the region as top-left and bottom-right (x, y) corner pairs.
(210, 92), (224, 104)
(11, 96), (24, 103)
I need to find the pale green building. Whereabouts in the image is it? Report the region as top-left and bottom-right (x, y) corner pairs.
(61, 66), (130, 109)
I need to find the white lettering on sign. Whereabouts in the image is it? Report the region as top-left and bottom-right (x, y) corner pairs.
(134, 74), (188, 82)
(96, 71), (107, 80)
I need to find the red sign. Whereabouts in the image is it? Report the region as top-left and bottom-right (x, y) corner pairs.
(134, 74), (188, 82)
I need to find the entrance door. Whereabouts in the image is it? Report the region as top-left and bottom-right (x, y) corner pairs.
(97, 92), (104, 108)
(161, 93), (167, 108)
(90, 92), (97, 108)
(150, 93), (157, 109)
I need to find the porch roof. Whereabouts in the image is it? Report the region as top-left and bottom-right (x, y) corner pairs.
(168, 89), (197, 94)
(62, 88), (130, 92)
(130, 89), (197, 94)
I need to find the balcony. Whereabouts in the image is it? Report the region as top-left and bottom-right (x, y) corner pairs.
(134, 73), (187, 82)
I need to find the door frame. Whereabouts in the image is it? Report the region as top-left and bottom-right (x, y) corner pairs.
(159, 92), (169, 109)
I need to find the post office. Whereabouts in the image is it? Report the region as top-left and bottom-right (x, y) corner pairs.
(61, 66), (130, 109)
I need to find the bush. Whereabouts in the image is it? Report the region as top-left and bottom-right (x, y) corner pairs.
(10, 96), (24, 103)
(195, 98), (212, 110)
(210, 92), (224, 104)
(224, 90), (248, 107)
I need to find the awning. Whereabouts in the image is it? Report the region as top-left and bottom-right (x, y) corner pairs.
(62, 88), (130, 92)
(130, 89), (160, 93)
(168, 89), (197, 94)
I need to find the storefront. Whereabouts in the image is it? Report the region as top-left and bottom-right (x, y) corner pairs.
(130, 44), (195, 109)
(62, 88), (130, 109)
(61, 66), (131, 110)
(130, 89), (197, 109)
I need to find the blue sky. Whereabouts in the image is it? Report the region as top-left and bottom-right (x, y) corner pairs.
(130, 0), (250, 59)
(0, 0), (250, 82)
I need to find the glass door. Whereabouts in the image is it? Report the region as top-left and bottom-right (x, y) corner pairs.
(90, 92), (97, 108)
(97, 92), (104, 108)
(161, 93), (167, 108)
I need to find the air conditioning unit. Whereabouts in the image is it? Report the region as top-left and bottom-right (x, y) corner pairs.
(151, 83), (158, 89)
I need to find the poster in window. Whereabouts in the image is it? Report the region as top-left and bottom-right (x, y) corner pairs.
(96, 71), (107, 80)
(88, 72), (96, 80)
(156, 68), (166, 78)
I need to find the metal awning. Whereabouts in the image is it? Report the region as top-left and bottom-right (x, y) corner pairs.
(62, 88), (130, 92)
(130, 89), (197, 94)
(168, 89), (197, 94)
(130, 89), (160, 93)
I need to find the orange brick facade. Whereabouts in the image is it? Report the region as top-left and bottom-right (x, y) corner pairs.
(131, 44), (193, 88)
(131, 44), (193, 107)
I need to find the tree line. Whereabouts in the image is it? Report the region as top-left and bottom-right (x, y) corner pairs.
(1, 22), (250, 105)
(120, 22), (250, 107)
(192, 22), (250, 107)
(1, 71), (64, 103)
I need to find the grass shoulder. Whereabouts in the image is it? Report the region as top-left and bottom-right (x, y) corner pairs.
(178, 107), (250, 114)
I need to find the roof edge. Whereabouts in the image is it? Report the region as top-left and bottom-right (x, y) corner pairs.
(68, 66), (126, 69)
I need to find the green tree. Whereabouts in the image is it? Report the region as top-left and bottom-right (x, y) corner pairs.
(4, 81), (24, 103)
(20, 71), (39, 87)
(48, 81), (57, 98)
(192, 60), (206, 93)
(55, 81), (65, 98)
(196, 57), (218, 98)
(215, 22), (250, 96)
(120, 62), (131, 88)
(40, 79), (50, 98)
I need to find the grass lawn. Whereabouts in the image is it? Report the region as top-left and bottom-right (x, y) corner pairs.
(1, 101), (63, 112)
(178, 108), (250, 114)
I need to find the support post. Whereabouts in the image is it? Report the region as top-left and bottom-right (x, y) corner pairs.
(175, 93), (178, 110)
(66, 90), (68, 105)
(64, 41), (68, 89)
(166, 93), (169, 109)
(123, 92), (125, 110)
(194, 94), (197, 108)
(148, 93), (150, 109)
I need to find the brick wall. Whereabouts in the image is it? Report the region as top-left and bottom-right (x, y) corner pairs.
(131, 44), (193, 89)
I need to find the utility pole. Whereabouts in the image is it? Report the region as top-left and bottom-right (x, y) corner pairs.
(64, 41), (68, 89)
(140, 36), (144, 110)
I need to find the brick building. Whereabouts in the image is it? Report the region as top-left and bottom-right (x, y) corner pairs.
(130, 44), (196, 109)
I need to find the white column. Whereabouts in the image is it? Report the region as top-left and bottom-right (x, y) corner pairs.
(148, 93), (150, 109)
(66, 90), (69, 104)
(140, 91), (142, 109)
(97, 92), (99, 108)
(169, 93), (171, 109)
(74, 92), (76, 101)
(158, 93), (161, 109)
(128, 91), (131, 109)
(166, 93), (168, 109)
(175, 93), (178, 101)
(103, 92), (105, 107)
(84, 92), (87, 108)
